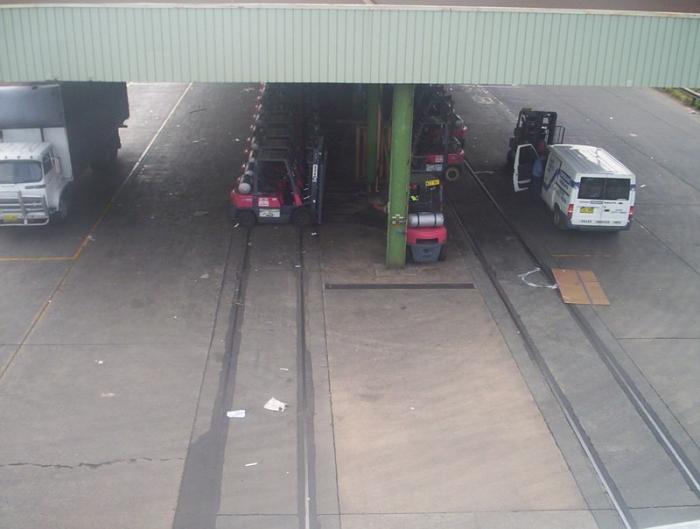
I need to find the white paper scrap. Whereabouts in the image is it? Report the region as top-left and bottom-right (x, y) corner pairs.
(264, 397), (287, 412)
(226, 410), (246, 418)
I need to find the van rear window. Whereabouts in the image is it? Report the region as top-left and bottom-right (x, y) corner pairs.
(578, 177), (631, 200)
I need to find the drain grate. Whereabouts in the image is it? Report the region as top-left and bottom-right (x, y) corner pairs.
(324, 282), (475, 290)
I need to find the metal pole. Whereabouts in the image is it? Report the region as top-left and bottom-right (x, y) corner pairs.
(365, 84), (380, 187)
(386, 84), (414, 268)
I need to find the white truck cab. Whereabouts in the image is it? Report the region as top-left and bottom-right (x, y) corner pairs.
(513, 143), (636, 231)
(0, 82), (128, 226)
(0, 142), (70, 225)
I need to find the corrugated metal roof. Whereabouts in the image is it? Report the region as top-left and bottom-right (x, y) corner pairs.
(0, 142), (51, 160)
(0, 4), (698, 85)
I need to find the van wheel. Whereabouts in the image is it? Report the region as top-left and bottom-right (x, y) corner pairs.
(236, 210), (257, 228)
(291, 208), (313, 227)
(553, 207), (568, 230)
(445, 165), (462, 182)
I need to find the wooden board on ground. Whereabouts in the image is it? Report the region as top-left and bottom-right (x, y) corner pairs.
(552, 268), (610, 306)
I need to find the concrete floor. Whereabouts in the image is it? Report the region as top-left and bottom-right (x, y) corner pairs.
(450, 84), (700, 527)
(319, 224), (594, 527)
(1, 83), (698, 529)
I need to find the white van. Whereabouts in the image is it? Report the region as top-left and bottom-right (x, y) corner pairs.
(512, 143), (636, 231)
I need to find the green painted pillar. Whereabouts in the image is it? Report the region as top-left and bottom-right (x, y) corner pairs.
(386, 84), (414, 268)
(365, 84), (380, 186)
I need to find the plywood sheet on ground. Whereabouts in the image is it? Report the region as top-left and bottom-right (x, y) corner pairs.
(553, 268), (610, 305)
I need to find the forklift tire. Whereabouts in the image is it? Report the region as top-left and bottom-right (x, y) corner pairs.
(291, 208), (313, 227)
(438, 245), (447, 262)
(236, 210), (257, 228)
(445, 165), (462, 182)
(553, 206), (568, 230)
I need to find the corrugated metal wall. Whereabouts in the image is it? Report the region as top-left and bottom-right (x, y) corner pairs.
(1, 5), (698, 86)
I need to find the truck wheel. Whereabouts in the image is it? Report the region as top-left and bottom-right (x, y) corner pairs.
(51, 189), (72, 224)
(92, 132), (120, 171)
(445, 166), (462, 182)
(236, 210), (257, 228)
(291, 208), (313, 227)
(553, 206), (568, 230)
(438, 245), (447, 261)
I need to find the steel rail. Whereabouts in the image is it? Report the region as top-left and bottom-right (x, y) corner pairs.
(679, 87), (700, 102)
(296, 228), (316, 529)
(461, 157), (700, 499)
(445, 197), (637, 529)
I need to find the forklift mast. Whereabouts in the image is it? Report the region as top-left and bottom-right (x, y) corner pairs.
(512, 109), (565, 149)
(308, 144), (326, 224)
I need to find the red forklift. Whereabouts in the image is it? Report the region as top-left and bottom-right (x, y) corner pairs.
(231, 134), (326, 227)
(230, 84), (326, 227)
(414, 86), (468, 148)
(406, 170), (447, 262)
(412, 116), (466, 182)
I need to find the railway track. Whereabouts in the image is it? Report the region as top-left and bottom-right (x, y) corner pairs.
(448, 159), (700, 529)
(174, 225), (316, 529)
(295, 227), (316, 529)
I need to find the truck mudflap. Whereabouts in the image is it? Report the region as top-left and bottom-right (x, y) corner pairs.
(0, 192), (50, 226)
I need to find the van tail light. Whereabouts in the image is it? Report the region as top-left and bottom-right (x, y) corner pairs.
(567, 203), (574, 219)
(628, 206), (635, 220)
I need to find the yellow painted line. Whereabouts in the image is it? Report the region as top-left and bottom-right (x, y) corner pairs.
(72, 82), (193, 261)
(0, 82), (192, 381)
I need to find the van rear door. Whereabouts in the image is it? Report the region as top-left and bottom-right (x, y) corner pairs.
(574, 176), (632, 228)
(601, 177), (633, 227)
(512, 144), (538, 192)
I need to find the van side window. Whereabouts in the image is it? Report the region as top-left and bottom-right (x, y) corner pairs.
(42, 155), (52, 175)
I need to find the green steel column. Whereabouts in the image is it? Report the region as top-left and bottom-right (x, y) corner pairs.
(386, 84), (414, 268)
(365, 84), (380, 186)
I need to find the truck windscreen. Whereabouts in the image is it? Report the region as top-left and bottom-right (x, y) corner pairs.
(578, 177), (631, 201)
(0, 161), (43, 184)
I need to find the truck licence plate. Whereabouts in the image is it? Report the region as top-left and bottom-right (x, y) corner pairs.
(259, 208), (280, 218)
(580, 207), (594, 214)
(2, 214), (18, 222)
(425, 178), (440, 188)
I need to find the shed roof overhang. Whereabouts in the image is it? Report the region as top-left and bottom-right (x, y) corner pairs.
(1, 2), (698, 85)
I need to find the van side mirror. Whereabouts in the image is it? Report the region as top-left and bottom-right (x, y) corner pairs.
(52, 157), (62, 174)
